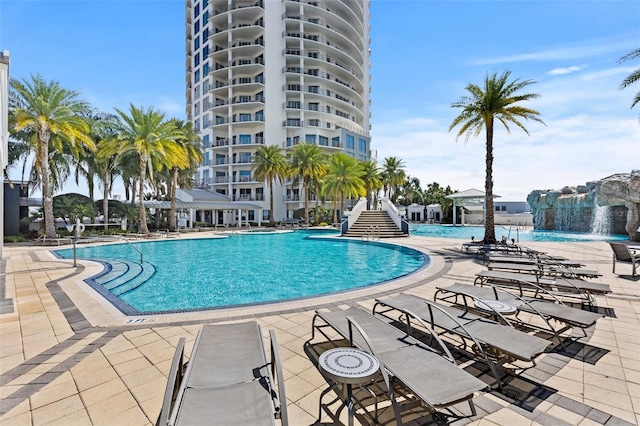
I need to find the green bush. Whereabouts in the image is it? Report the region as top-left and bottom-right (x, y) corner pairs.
(4, 235), (27, 243)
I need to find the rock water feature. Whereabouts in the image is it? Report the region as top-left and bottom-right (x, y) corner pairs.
(527, 170), (640, 241)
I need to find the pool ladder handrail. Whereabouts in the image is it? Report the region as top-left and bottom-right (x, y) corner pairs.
(113, 235), (143, 262)
(361, 225), (381, 242)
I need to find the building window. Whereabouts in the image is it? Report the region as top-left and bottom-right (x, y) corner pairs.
(203, 114), (210, 128)
(202, 44), (209, 59)
(194, 3), (200, 17)
(194, 102), (200, 116)
(332, 136), (340, 147)
(239, 134), (251, 144)
(255, 110), (264, 121)
(203, 134), (210, 148)
(216, 115), (225, 125)
(204, 152), (209, 166)
(305, 134), (316, 144)
(194, 20), (200, 34)
(202, 96), (210, 110)
(195, 69), (201, 84)
(203, 62), (210, 76)
(202, 11), (209, 24)
(262, 210), (270, 220)
(203, 27), (209, 40)
(194, 84), (201, 99)
(286, 137), (291, 147)
(203, 0), (208, 8)
(194, 52), (200, 67)
(319, 136), (328, 146)
(194, 118), (200, 131)
(202, 79), (209, 93)
(358, 138), (367, 152)
(194, 35), (200, 50)
(346, 134), (354, 149)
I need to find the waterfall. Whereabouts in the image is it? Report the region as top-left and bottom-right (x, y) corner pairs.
(591, 203), (612, 235)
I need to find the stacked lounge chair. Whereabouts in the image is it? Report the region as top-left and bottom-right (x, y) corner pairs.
(474, 270), (610, 308)
(157, 321), (288, 426)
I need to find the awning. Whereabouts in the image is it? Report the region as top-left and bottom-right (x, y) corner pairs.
(144, 200), (262, 210)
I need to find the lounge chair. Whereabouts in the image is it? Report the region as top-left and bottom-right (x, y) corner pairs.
(373, 294), (551, 390)
(609, 242), (639, 277)
(474, 270), (610, 307)
(484, 255), (584, 269)
(486, 261), (601, 279)
(307, 307), (488, 421)
(157, 321), (288, 426)
(434, 282), (603, 347)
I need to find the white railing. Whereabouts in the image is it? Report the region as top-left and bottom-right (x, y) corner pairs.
(380, 197), (404, 230)
(347, 197), (367, 229)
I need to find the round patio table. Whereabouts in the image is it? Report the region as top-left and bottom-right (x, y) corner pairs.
(318, 347), (380, 426)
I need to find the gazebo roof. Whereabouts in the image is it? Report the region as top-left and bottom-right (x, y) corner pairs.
(144, 200), (262, 210)
(445, 188), (501, 201)
(145, 188), (261, 210)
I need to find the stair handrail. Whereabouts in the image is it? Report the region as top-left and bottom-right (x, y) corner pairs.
(344, 197), (368, 234)
(380, 197), (409, 235)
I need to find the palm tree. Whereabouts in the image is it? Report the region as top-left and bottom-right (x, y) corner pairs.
(252, 145), (288, 225)
(289, 143), (328, 225)
(449, 70), (544, 243)
(107, 104), (182, 234)
(167, 119), (203, 231)
(380, 156), (406, 203)
(360, 160), (382, 210)
(9, 75), (94, 238)
(619, 48), (640, 115)
(323, 153), (365, 222)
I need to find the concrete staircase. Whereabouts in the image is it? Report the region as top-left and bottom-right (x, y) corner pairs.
(343, 210), (407, 238)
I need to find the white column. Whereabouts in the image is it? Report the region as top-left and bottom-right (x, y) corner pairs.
(0, 51), (10, 259)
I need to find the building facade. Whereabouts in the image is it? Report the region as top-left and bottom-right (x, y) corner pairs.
(186, 0), (371, 223)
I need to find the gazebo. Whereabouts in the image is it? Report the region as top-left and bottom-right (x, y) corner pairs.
(446, 188), (500, 226)
(144, 188), (262, 229)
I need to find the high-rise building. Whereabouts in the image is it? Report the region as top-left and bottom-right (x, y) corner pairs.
(187, 0), (371, 224)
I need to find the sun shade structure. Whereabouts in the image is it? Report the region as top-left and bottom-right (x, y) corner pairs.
(446, 188), (500, 226)
(144, 188), (263, 228)
(447, 188), (485, 226)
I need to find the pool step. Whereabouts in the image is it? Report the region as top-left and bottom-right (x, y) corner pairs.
(93, 259), (156, 296)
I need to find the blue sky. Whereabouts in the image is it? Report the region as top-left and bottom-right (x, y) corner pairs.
(1, 0), (639, 201)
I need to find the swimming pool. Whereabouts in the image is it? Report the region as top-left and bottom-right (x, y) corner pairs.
(409, 224), (628, 242)
(54, 230), (427, 314)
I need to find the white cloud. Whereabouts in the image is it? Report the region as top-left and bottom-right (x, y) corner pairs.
(473, 37), (635, 65)
(547, 65), (586, 75)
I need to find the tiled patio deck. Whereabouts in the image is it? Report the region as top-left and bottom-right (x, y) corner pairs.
(1, 234), (639, 425)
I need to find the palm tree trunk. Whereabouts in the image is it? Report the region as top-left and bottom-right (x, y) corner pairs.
(304, 183), (310, 225)
(38, 131), (57, 238)
(102, 172), (110, 232)
(138, 159), (149, 234)
(483, 122), (496, 243)
(169, 168), (178, 231)
(269, 181), (275, 225)
(154, 185), (162, 230)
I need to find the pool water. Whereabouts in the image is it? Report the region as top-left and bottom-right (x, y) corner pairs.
(409, 224), (628, 242)
(54, 231), (427, 314)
